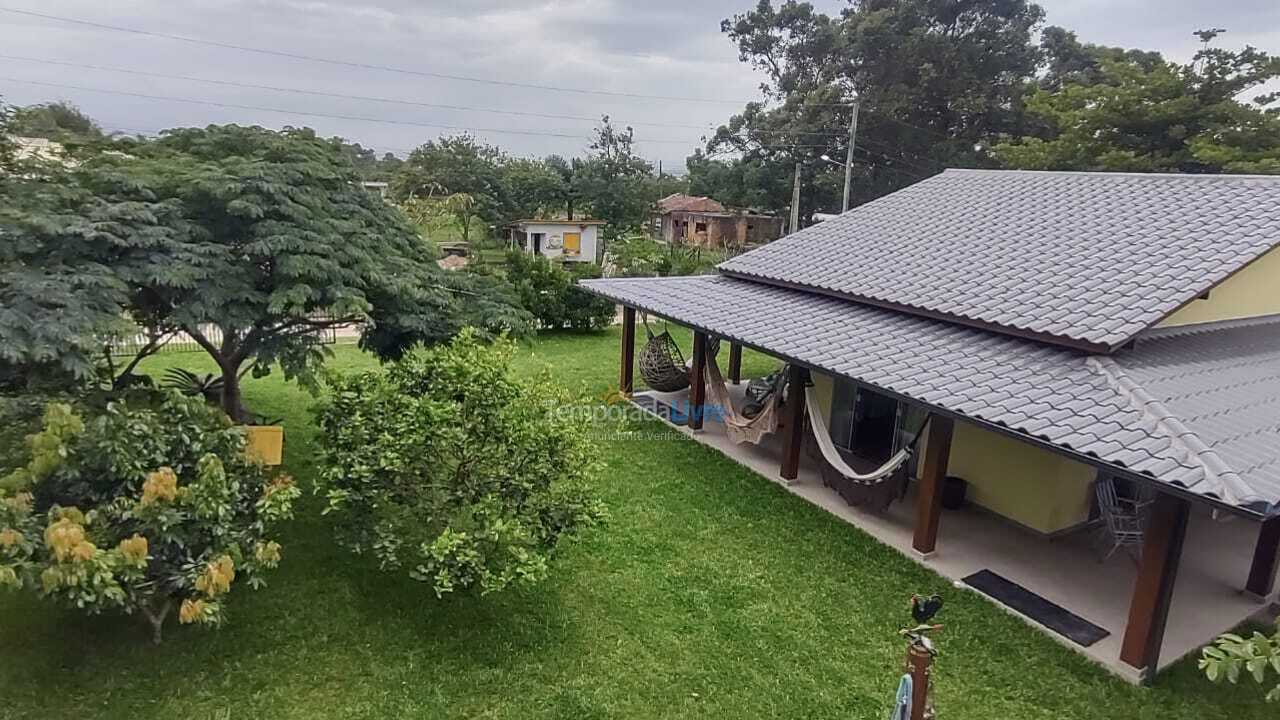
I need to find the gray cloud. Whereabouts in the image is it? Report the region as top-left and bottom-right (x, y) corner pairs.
(1, 1), (1276, 170)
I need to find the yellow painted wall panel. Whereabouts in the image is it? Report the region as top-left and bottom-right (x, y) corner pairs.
(1159, 245), (1280, 327)
(945, 420), (1095, 534)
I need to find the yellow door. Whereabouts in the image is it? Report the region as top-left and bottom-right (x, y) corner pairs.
(563, 232), (581, 256)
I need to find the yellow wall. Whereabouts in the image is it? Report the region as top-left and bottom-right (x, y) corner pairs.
(1159, 245), (1280, 327)
(811, 372), (1095, 534)
(944, 420), (1095, 534)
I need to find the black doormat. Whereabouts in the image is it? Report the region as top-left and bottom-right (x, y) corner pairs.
(631, 394), (686, 426)
(963, 569), (1110, 647)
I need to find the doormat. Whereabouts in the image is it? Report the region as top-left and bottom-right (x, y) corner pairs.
(963, 569), (1110, 647)
(631, 394), (687, 426)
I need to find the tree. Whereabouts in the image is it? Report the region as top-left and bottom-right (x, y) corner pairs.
(995, 30), (1280, 173)
(1, 124), (533, 421)
(713, 0), (1044, 213)
(497, 156), (566, 222)
(543, 154), (583, 219)
(503, 251), (617, 331)
(393, 135), (506, 243)
(576, 116), (653, 243)
(686, 149), (790, 212)
(316, 331), (606, 597)
(1201, 622), (1280, 703)
(9, 101), (104, 141)
(328, 137), (404, 181)
(0, 395), (300, 643)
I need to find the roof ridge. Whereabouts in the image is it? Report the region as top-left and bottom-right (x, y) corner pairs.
(944, 168), (1280, 181)
(1087, 356), (1259, 507)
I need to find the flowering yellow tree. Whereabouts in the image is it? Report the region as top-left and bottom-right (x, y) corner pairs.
(0, 396), (299, 643)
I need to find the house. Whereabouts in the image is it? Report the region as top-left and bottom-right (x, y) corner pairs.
(655, 193), (783, 249)
(360, 180), (390, 200)
(508, 219), (604, 263)
(584, 169), (1280, 683)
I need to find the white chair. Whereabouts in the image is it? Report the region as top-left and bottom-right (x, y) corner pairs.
(1095, 476), (1154, 563)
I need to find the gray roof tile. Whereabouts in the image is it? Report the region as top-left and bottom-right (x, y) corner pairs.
(717, 169), (1280, 350)
(583, 274), (1280, 514)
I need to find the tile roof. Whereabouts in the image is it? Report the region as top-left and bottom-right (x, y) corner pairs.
(657, 193), (727, 214)
(582, 274), (1280, 515)
(717, 169), (1280, 351)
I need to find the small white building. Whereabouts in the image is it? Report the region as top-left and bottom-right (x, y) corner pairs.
(508, 219), (604, 263)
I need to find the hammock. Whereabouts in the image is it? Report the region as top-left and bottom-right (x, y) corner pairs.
(702, 352), (780, 444)
(803, 384), (915, 484)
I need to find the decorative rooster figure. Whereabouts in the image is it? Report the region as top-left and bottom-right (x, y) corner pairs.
(891, 593), (944, 720)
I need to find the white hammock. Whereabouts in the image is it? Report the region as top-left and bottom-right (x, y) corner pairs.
(803, 385), (913, 484)
(702, 352), (779, 445)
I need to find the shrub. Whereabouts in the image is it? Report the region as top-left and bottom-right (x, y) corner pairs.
(0, 393), (300, 643)
(1201, 622), (1280, 702)
(316, 330), (606, 597)
(504, 251), (616, 331)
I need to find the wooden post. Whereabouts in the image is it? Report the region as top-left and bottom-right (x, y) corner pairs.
(780, 366), (809, 481)
(907, 645), (932, 720)
(688, 331), (708, 431)
(728, 343), (742, 385)
(619, 307), (636, 396)
(911, 416), (954, 557)
(1119, 492), (1191, 680)
(1246, 516), (1280, 600)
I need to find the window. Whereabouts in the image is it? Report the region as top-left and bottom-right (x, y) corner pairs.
(695, 222), (708, 233)
(562, 232), (581, 256)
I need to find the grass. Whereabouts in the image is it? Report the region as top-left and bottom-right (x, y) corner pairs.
(0, 329), (1270, 719)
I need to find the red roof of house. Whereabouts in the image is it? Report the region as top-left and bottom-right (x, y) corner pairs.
(657, 193), (726, 214)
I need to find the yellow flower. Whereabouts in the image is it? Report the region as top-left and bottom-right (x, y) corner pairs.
(0, 566), (18, 588)
(44, 518), (86, 562)
(178, 598), (206, 624)
(194, 555), (236, 597)
(54, 506), (86, 525)
(71, 541), (97, 562)
(117, 535), (149, 566)
(3, 492), (33, 514)
(140, 467), (179, 506)
(254, 541), (282, 567)
(0, 528), (21, 548)
(40, 567), (61, 592)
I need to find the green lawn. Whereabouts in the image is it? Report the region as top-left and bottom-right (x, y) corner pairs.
(0, 330), (1268, 719)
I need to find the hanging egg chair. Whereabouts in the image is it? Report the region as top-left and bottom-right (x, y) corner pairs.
(638, 315), (719, 393)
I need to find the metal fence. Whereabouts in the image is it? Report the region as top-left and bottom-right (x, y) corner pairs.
(107, 320), (340, 358)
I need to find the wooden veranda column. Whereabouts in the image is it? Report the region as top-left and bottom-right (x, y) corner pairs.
(688, 331), (708, 430)
(911, 416), (954, 557)
(780, 366), (809, 481)
(1245, 516), (1280, 600)
(728, 343), (743, 385)
(619, 306), (636, 395)
(1119, 491), (1191, 680)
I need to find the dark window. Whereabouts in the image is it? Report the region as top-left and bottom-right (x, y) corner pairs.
(695, 222), (708, 233)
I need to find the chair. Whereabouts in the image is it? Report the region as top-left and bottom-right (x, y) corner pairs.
(1095, 476), (1154, 563)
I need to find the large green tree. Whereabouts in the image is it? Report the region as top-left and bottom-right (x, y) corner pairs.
(393, 135), (507, 243)
(710, 0), (1044, 216)
(996, 29), (1280, 173)
(8, 101), (104, 141)
(1, 124), (532, 421)
(575, 117), (653, 242)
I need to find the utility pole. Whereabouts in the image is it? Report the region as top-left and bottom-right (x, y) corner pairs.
(842, 100), (860, 213)
(790, 161), (801, 234)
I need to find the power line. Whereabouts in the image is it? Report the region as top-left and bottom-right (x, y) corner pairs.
(0, 7), (752, 106)
(0, 76), (705, 146)
(0, 54), (717, 132)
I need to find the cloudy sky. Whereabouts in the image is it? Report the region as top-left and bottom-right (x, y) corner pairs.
(1, 1), (1277, 170)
